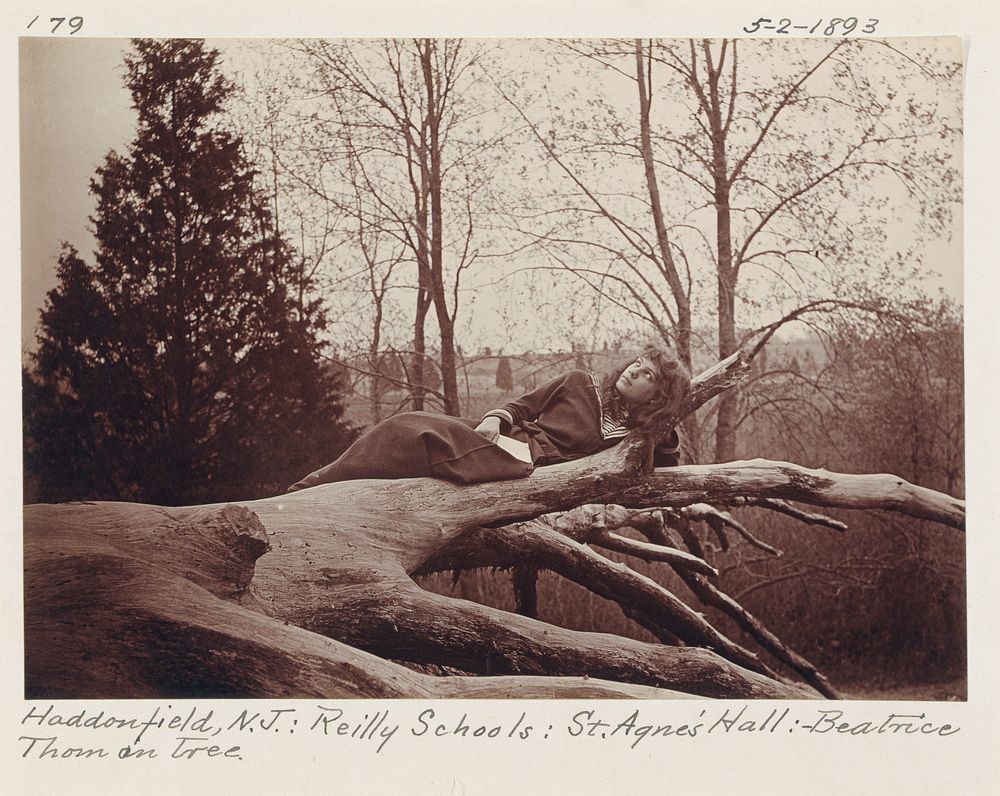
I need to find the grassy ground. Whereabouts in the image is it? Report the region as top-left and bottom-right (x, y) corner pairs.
(838, 679), (967, 701)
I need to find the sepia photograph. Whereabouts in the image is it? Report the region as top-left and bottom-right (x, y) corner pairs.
(20, 33), (966, 706)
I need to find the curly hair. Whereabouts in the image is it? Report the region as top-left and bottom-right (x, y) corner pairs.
(601, 344), (691, 429)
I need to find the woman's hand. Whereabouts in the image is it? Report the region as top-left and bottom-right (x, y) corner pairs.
(474, 416), (502, 442)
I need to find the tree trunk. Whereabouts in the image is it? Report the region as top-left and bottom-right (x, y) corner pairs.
(23, 503), (692, 700)
(634, 39), (692, 370)
(713, 282), (738, 462)
(421, 39), (461, 416)
(23, 350), (964, 699)
(700, 40), (740, 463)
(406, 50), (433, 413)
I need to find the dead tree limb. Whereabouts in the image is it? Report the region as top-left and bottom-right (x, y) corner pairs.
(589, 530), (718, 576)
(23, 349), (964, 698)
(681, 503), (783, 556)
(23, 510), (696, 700)
(415, 521), (779, 679)
(731, 497), (850, 532)
(647, 519), (841, 699)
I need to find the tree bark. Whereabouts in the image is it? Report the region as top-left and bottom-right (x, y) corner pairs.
(25, 499), (806, 699)
(420, 39), (462, 416)
(23, 350), (964, 699)
(634, 39), (691, 368)
(24, 503), (694, 700)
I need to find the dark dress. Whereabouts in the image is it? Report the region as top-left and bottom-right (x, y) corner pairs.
(286, 370), (679, 492)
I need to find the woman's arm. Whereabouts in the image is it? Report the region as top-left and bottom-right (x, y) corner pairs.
(482, 371), (587, 431)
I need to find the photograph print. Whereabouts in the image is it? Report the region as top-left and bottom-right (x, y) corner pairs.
(21, 36), (965, 701)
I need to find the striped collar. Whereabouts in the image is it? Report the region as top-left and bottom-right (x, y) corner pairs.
(591, 373), (629, 440)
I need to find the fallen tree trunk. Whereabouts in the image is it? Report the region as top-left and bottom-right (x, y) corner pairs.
(23, 350), (965, 699)
(24, 500), (806, 699)
(24, 506), (694, 700)
(24, 454), (962, 698)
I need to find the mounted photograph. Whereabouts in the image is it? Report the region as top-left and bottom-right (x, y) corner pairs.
(21, 36), (964, 701)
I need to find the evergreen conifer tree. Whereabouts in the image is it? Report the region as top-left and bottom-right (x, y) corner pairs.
(24, 39), (355, 504)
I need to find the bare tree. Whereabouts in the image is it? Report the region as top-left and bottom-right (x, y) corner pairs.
(494, 38), (960, 461)
(242, 38), (514, 417)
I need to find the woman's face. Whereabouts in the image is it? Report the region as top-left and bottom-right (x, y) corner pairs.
(616, 357), (659, 407)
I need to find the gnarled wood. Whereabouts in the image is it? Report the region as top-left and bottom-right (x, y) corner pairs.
(652, 518), (841, 699)
(732, 497), (849, 532)
(24, 513), (692, 699)
(24, 500), (806, 699)
(23, 350), (964, 699)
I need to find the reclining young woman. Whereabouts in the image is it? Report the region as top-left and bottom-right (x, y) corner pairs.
(286, 344), (690, 492)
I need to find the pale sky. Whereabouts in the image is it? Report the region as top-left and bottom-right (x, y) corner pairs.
(20, 37), (134, 353)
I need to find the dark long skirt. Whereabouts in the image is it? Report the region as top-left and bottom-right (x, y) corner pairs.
(286, 411), (536, 492)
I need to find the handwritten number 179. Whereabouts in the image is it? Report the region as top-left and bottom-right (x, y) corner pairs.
(26, 16), (84, 34)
